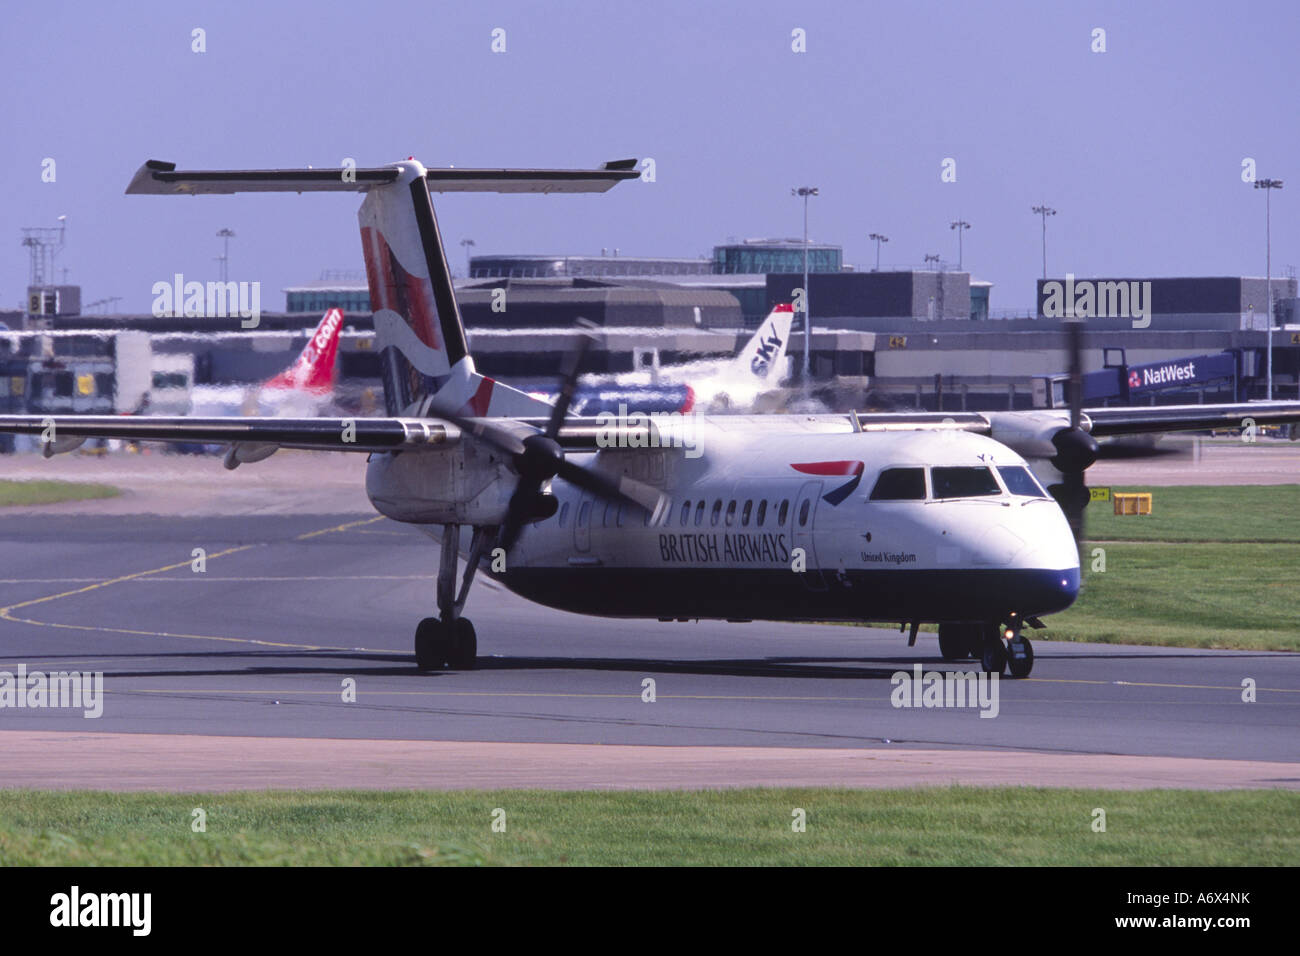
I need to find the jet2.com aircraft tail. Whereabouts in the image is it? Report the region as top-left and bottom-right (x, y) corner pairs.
(126, 156), (642, 421)
(262, 306), (345, 394)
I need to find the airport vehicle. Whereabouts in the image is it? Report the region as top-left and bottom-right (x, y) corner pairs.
(188, 307), (344, 418)
(4, 158), (1300, 677)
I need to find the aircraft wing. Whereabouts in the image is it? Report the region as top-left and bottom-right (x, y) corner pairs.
(0, 415), (455, 455)
(1081, 402), (1300, 436)
(0, 414), (643, 456)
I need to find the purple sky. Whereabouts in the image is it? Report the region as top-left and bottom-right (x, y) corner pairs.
(4, 0), (1297, 314)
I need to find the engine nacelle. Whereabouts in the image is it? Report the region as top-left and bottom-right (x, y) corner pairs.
(365, 444), (515, 525)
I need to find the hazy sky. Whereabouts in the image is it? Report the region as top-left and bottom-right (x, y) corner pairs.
(3, 0), (1297, 314)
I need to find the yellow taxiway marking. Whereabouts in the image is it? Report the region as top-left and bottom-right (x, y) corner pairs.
(1027, 677), (1300, 694)
(294, 515), (386, 540)
(0, 544), (255, 617)
(0, 517), (398, 653)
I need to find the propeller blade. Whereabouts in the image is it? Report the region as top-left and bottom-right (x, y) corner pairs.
(1064, 316), (1088, 543)
(555, 458), (667, 520)
(546, 319), (600, 439)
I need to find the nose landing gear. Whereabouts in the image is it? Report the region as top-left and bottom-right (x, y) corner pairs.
(975, 615), (1034, 678)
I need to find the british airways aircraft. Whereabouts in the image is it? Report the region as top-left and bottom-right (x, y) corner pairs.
(3, 157), (1298, 679)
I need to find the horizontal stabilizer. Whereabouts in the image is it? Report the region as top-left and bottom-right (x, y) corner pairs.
(127, 159), (640, 195)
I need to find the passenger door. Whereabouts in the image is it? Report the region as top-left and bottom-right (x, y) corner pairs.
(793, 480), (828, 591)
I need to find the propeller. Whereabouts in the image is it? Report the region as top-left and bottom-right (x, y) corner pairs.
(436, 320), (666, 554)
(1050, 316), (1099, 544)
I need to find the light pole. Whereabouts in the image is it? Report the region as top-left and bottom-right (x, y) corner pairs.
(949, 219), (970, 270)
(792, 186), (819, 381)
(1032, 205), (1056, 279)
(1255, 178), (1283, 400)
(460, 238), (476, 277)
(869, 232), (889, 271)
(216, 228), (235, 282)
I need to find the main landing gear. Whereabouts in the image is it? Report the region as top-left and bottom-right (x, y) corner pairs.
(940, 619), (1034, 678)
(414, 524), (490, 671)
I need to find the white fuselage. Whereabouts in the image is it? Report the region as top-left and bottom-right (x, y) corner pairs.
(366, 418), (1081, 626)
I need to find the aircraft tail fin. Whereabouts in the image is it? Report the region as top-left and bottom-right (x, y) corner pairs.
(126, 156), (639, 419)
(734, 304), (794, 384)
(263, 308), (344, 393)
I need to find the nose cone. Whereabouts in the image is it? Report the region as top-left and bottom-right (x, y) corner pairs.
(1009, 502), (1081, 613)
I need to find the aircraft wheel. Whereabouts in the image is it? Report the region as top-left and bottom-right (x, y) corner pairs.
(448, 618), (478, 671)
(414, 617), (446, 671)
(1007, 636), (1034, 679)
(980, 635), (1007, 675)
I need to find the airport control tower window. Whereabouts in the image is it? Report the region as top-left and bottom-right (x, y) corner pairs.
(869, 467), (927, 501)
(931, 466), (1001, 499)
(997, 465), (1049, 498)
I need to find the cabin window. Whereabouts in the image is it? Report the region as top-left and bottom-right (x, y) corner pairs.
(798, 499), (811, 526)
(695, 500), (706, 526)
(778, 499), (789, 525)
(869, 467), (927, 501)
(741, 500), (753, 526)
(680, 500), (690, 525)
(997, 465), (1048, 498)
(558, 502), (570, 527)
(617, 504), (626, 527)
(756, 500), (767, 526)
(725, 500), (737, 526)
(711, 500), (722, 526)
(931, 466), (1001, 499)
(578, 501), (590, 527)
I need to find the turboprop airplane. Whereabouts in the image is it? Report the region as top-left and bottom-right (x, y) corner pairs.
(188, 306), (345, 419)
(3, 156), (1300, 679)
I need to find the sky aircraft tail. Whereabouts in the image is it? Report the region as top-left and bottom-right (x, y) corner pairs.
(732, 304), (793, 384)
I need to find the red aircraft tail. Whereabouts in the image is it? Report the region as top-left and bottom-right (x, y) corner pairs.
(263, 308), (344, 394)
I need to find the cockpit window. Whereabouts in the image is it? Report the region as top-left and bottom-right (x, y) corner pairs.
(869, 467), (927, 501)
(930, 466), (1001, 499)
(997, 465), (1048, 498)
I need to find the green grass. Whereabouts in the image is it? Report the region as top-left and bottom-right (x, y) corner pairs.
(1, 787), (1296, 866)
(0, 479), (120, 506)
(1084, 484), (1300, 543)
(1042, 485), (1300, 651)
